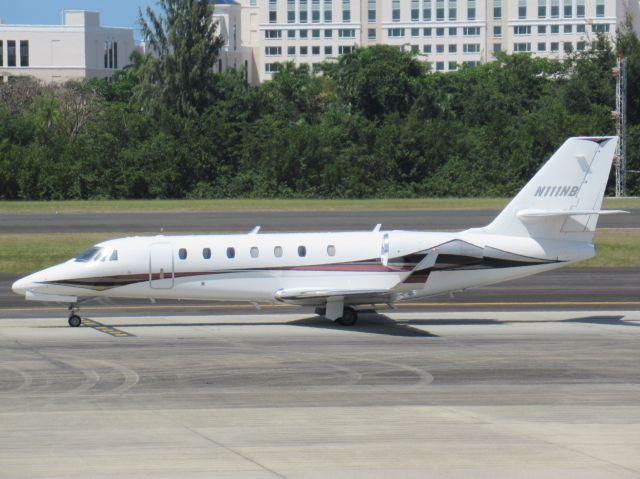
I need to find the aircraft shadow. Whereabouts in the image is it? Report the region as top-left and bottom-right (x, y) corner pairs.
(289, 314), (439, 338)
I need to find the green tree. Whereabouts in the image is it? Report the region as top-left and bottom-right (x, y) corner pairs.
(138, 0), (225, 116)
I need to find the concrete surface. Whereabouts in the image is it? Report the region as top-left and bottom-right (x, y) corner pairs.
(1, 311), (639, 478)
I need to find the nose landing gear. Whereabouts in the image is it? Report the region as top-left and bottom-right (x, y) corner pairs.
(68, 304), (82, 327)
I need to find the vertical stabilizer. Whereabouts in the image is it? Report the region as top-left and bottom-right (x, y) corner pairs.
(480, 137), (619, 241)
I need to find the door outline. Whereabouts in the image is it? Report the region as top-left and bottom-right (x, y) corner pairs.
(149, 243), (174, 289)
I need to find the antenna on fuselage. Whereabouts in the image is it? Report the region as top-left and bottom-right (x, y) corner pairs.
(249, 226), (261, 234)
(373, 224), (382, 232)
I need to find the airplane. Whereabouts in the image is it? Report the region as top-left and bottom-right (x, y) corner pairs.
(12, 136), (626, 328)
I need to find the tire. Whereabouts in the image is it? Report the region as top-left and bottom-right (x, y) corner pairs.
(335, 307), (357, 326)
(68, 315), (82, 328)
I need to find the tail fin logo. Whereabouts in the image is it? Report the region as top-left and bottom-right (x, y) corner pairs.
(534, 186), (580, 197)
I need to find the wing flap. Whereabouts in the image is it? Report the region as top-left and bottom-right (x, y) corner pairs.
(274, 288), (391, 306)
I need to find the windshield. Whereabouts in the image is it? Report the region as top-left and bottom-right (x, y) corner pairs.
(75, 246), (103, 262)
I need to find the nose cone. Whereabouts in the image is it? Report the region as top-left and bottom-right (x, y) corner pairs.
(12, 275), (34, 295)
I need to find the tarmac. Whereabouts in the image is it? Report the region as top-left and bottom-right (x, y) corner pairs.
(1, 311), (639, 478)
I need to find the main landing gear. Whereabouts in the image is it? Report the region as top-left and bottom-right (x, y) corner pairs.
(316, 305), (359, 326)
(68, 304), (82, 328)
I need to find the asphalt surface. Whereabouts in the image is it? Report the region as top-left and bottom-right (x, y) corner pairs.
(1, 311), (639, 478)
(1, 208), (639, 233)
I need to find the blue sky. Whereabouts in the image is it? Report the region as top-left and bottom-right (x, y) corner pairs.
(0, 1), (158, 38)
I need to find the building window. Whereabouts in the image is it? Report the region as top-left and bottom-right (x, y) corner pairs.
(368, 0), (376, 21)
(493, 43), (501, 52)
(412, 0), (420, 20)
(538, 0), (546, 18)
(423, 27), (432, 36)
(203, 248), (211, 259)
(7, 41), (16, 67)
(564, 42), (572, 52)
(493, 0), (501, 19)
(423, 44), (432, 54)
(288, 29), (296, 38)
(448, 61), (457, 70)
(227, 247), (236, 258)
(325, 29), (333, 37)
(269, 0), (277, 23)
(0, 41), (3, 66)
(463, 43), (480, 53)
(312, 0), (320, 22)
(538, 25), (547, 34)
(576, 24), (585, 33)
(300, 29), (308, 38)
(592, 23), (609, 33)
(178, 248), (187, 260)
(449, 0), (457, 20)
(325, 45), (332, 54)
(564, 0), (572, 18)
(288, 46), (296, 55)
(265, 30), (282, 38)
(368, 28), (376, 39)
(19, 40), (29, 67)
(538, 42), (546, 51)
(411, 44), (419, 52)
(464, 27), (480, 36)
(449, 44), (457, 53)
(288, 0), (295, 22)
(551, 0), (559, 18)
(265, 46), (282, 56)
(436, 27), (444, 36)
(436, 44), (444, 53)
(338, 45), (354, 54)
(550, 41), (559, 51)
(392, 0), (400, 21)
(342, 0), (351, 22)
(412, 28), (420, 37)
(514, 25), (531, 35)
(518, 0), (526, 19)
(577, 41), (586, 51)
(388, 28), (405, 37)
(436, 0), (444, 20)
(576, 0), (585, 18)
(312, 29), (320, 38)
(449, 27), (457, 36)
(513, 42), (531, 52)
(274, 246), (283, 257)
(423, 0), (432, 20)
(493, 26), (502, 37)
(436, 61), (444, 70)
(563, 24), (572, 33)
(551, 24), (559, 34)
(312, 45), (320, 55)
(467, 0), (476, 20)
(300, 46), (308, 55)
(298, 246), (307, 257)
(325, 0), (332, 21)
(596, 0), (604, 17)
(250, 247), (259, 258)
(338, 29), (355, 38)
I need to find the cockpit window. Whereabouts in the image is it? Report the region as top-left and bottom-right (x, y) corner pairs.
(75, 246), (103, 262)
(109, 250), (118, 261)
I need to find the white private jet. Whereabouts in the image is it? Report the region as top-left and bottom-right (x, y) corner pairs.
(13, 137), (625, 328)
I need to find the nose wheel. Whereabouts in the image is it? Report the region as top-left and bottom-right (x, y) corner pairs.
(68, 304), (82, 327)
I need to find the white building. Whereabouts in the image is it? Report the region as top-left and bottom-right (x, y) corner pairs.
(0, 11), (135, 83)
(214, 0), (640, 83)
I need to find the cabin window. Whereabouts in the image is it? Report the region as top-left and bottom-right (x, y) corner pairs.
(227, 247), (235, 259)
(178, 248), (188, 260)
(274, 246), (283, 257)
(250, 247), (259, 258)
(109, 250), (118, 261)
(298, 245), (307, 257)
(75, 246), (103, 262)
(327, 245), (336, 256)
(203, 248), (211, 259)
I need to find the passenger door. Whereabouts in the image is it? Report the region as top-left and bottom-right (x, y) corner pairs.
(149, 243), (174, 289)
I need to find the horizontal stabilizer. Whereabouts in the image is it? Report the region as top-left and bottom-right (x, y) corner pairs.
(517, 209), (628, 219)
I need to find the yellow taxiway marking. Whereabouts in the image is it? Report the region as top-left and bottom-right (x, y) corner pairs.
(80, 318), (135, 338)
(2, 301), (640, 313)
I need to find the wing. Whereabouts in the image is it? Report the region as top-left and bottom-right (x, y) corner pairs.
(274, 288), (395, 306)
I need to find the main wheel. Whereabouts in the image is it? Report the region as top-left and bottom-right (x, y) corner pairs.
(68, 315), (82, 328)
(335, 307), (358, 326)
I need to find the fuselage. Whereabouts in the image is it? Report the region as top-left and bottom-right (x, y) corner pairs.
(12, 229), (595, 306)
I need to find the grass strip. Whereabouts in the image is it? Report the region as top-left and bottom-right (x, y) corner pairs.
(0, 197), (637, 213)
(1, 229), (638, 274)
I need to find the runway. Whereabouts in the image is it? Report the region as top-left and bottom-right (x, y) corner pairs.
(1, 311), (639, 478)
(1, 208), (639, 233)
